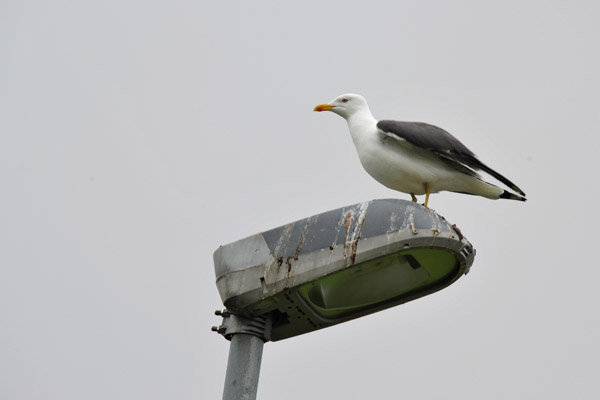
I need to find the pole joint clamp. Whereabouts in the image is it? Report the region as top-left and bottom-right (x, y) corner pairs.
(212, 309), (271, 342)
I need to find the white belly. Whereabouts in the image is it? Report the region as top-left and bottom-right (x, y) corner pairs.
(356, 137), (439, 194)
(353, 133), (497, 197)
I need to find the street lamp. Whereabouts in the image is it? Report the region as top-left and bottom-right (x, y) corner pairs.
(213, 198), (475, 399)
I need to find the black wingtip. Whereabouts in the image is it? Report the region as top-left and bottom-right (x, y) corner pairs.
(511, 185), (526, 197)
(468, 157), (527, 198)
(500, 190), (527, 202)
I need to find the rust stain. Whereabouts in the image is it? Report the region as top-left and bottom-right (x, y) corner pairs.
(342, 211), (354, 263)
(344, 211), (352, 232)
(276, 256), (283, 275)
(283, 229), (307, 287)
(452, 224), (464, 241)
(349, 240), (359, 264)
(328, 209), (351, 264)
(294, 232), (305, 257)
(342, 204), (368, 265)
(409, 219), (418, 235)
(350, 209), (367, 264)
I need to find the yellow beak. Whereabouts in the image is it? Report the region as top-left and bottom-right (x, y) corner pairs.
(314, 103), (335, 112)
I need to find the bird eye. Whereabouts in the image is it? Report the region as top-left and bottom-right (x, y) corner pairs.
(341, 98), (349, 103)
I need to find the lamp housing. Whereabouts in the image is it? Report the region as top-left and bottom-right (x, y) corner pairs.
(214, 199), (475, 341)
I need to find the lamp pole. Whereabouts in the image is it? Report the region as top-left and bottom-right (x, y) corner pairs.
(213, 311), (272, 400)
(212, 199), (475, 398)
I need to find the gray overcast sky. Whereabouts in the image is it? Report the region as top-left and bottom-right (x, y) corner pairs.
(1, 1), (599, 399)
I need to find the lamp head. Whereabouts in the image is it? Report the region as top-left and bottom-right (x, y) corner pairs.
(214, 199), (474, 341)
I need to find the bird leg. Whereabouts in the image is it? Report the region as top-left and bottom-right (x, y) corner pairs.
(410, 193), (417, 203)
(423, 184), (431, 208)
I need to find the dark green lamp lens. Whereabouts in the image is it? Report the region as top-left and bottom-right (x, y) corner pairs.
(298, 249), (458, 318)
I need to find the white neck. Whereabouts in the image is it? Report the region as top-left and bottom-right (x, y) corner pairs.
(345, 109), (378, 147)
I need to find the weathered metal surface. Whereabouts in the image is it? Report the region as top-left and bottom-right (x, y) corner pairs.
(213, 198), (475, 341)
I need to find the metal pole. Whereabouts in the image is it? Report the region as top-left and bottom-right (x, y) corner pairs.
(213, 311), (272, 400)
(222, 333), (265, 400)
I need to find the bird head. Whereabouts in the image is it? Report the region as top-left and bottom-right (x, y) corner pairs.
(314, 93), (370, 120)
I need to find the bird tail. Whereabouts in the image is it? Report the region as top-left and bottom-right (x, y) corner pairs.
(500, 190), (527, 202)
(464, 157), (527, 197)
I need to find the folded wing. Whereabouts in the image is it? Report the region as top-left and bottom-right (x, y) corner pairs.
(376, 120), (526, 197)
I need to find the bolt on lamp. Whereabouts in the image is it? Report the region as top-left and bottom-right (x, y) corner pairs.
(213, 198), (475, 400)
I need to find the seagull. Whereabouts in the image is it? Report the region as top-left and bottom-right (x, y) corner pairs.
(314, 94), (526, 207)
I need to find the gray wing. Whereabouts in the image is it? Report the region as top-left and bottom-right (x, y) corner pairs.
(377, 120), (526, 196)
